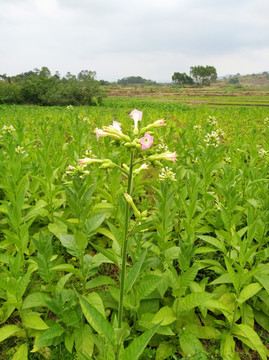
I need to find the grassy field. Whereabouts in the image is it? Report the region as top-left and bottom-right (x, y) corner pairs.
(0, 92), (269, 359)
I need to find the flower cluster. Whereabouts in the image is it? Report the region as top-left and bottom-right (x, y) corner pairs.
(207, 116), (218, 126)
(65, 164), (90, 177)
(193, 125), (202, 131)
(1, 124), (16, 134)
(15, 146), (26, 154)
(204, 129), (224, 147)
(264, 117), (269, 125)
(257, 145), (269, 157)
(159, 166), (177, 182)
(66, 105), (73, 110)
(79, 109), (177, 173)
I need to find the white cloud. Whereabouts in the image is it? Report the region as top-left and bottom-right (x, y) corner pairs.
(0, 0), (268, 80)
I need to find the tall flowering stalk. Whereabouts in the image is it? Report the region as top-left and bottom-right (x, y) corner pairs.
(79, 110), (177, 358)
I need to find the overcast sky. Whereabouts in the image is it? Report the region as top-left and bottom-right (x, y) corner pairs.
(1, 0), (268, 82)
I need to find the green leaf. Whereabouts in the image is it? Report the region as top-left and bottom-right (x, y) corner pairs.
(59, 234), (81, 257)
(120, 323), (161, 360)
(179, 330), (207, 359)
(220, 331), (235, 359)
(23, 314), (49, 330)
(225, 257), (240, 295)
(254, 309), (269, 332)
(35, 323), (65, 347)
(89, 241), (119, 265)
(78, 293), (115, 347)
(255, 274), (269, 293)
(238, 282), (263, 304)
(23, 200), (47, 222)
(125, 249), (147, 294)
(198, 235), (226, 253)
(152, 306), (176, 326)
(86, 276), (116, 290)
(22, 292), (51, 309)
(232, 324), (268, 360)
(74, 230), (88, 251)
(138, 275), (162, 299)
(0, 325), (20, 342)
(155, 341), (175, 360)
(184, 324), (221, 339)
(173, 292), (214, 317)
(11, 343), (28, 360)
(84, 214), (106, 237)
(74, 324), (94, 359)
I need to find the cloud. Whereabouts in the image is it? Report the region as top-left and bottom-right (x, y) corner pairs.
(0, 0), (268, 80)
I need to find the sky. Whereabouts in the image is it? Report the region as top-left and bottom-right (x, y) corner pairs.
(0, 0), (269, 82)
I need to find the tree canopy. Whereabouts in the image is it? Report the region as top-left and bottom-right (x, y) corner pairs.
(117, 76), (157, 86)
(172, 65), (217, 86)
(0, 67), (103, 106)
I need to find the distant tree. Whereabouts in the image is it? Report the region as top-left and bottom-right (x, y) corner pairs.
(117, 76), (156, 86)
(228, 77), (239, 84)
(190, 65), (217, 85)
(172, 72), (194, 85)
(0, 67), (103, 106)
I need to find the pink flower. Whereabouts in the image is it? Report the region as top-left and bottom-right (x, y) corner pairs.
(139, 133), (154, 150)
(109, 121), (122, 134)
(148, 151), (178, 162)
(130, 109), (143, 129)
(95, 128), (121, 141)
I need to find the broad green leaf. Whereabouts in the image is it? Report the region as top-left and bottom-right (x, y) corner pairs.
(11, 343), (28, 360)
(35, 323), (65, 347)
(255, 274), (269, 293)
(179, 330), (207, 359)
(184, 324), (221, 339)
(89, 241), (119, 265)
(225, 257), (240, 295)
(152, 306), (176, 326)
(125, 249), (147, 294)
(238, 282), (263, 304)
(138, 275), (162, 299)
(174, 292), (214, 317)
(198, 235), (226, 253)
(120, 323), (161, 360)
(59, 234), (81, 257)
(86, 292), (106, 317)
(0, 325), (20, 342)
(22, 292), (51, 309)
(220, 331), (235, 359)
(86, 276), (116, 290)
(23, 200), (47, 222)
(23, 314), (49, 330)
(209, 273), (232, 285)
(55, 273), (73, 293)
(254, 309), (269, 332)
(50, 264), (81, 277)
(78, 293), (115, 347)
(74, 230), (88, 251)
(48, 221), (67, 239)
(156, 341), (175, 360)
(74, 324), (94, 359)
(84, 214), (106, 237)
(232, 324), (268, 360)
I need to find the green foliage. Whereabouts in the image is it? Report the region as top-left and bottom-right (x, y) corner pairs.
(190, 65), (217, 85)
(0, 102), (268, 359)
(172, 72), (194, 85)
(0, 67), (103, 106)
(117, 76), (157, 86)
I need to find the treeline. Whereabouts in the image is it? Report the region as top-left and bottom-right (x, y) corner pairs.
(0, 67), (103, 106)
(172, 65), (217, 86)
(117, 76), (157, 86)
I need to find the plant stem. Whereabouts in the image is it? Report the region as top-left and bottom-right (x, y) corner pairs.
(118, 151), (134, 330)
